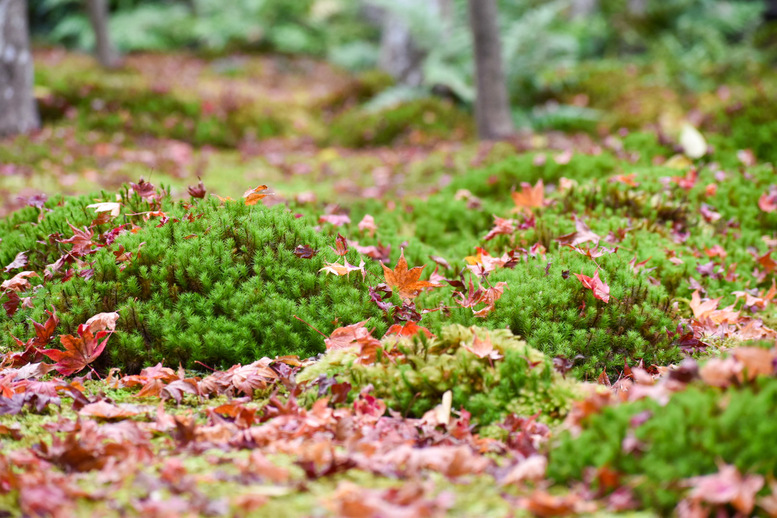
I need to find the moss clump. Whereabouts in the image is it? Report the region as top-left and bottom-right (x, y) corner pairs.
(323, 98), (473, 148)
(548, 375), (777, 512)
(297, 325), (581, 426)
(1, 192), (382, 372)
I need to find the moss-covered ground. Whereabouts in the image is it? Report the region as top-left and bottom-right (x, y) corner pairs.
(1, 48), (777, 516)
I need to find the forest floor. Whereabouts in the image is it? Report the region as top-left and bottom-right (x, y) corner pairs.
(0, 48), (777, 517)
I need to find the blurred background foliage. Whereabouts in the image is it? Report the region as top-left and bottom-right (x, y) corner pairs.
(27, 0), (775, 131)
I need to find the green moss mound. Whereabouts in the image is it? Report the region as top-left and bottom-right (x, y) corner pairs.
(1, 192), (382, 372)
(548, 376), (777, 511)
(297, 325), (581, 426)
(323, 98), (473, 148)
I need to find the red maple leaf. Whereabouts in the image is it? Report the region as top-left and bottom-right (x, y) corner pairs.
(40, 324), (112, 376)
(574, 271), (610, 303)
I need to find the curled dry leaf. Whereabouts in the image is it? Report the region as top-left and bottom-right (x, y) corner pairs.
(242, 185), (273, 206)
(85, 312), (120, 333)
(1, 271), (38, 292)
(86, 202), (121, 218)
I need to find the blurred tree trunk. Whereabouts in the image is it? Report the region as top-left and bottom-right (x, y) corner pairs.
(85, 0), (120, 69)
(0, 0), (39, 137)
(468, 0), (513, 140)
(377, 0), (423, 86)
(766, 0), (777, 21)
(570, 0), (598, 18)
(376, 0), (452, 86)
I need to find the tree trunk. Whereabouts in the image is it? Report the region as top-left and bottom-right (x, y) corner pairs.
(766, 0), (777, 21)
(0, 0), (39, 137)
(468, 0), (514, 140)
(570, 0), (598, 19)
(85, 0), (120, 69)
(377, 1), (424, 86)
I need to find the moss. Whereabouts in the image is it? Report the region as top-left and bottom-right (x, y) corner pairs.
(323, 97), (473, 148)
(298, 325), (581, 425)
(548, 375), (777, 512)
(1, 192), (383, 372)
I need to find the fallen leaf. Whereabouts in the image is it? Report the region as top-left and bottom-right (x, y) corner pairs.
(680, 124), (707, 159)
(462, 331), (503, 360)
(243, 185), (273, 206)
(1, 271), (38, 292)
(512, 180), (544, 211)
(86, 202), (121, 218)
(4, 251), (28, 273)
(574, 271), (610, 303)
(40, 324), (112, 376)
(381, 249), (438, 301)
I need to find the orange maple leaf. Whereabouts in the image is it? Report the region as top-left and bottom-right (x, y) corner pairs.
(511, 179), (544, 211)
(40, 324), (112, 376)
(381, 249), (439, 301)
(243, 185), (273, 206)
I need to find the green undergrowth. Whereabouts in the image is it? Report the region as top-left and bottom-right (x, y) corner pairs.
(322, 97), (474, 148)
(548, 375), (777, 512)
(37, 69), (288, 147)
(297, 325), (581, 426)
(1, 193), (384, 372)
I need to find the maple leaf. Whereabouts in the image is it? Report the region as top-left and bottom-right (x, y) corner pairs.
(511, 179), (544, 211)
(384, 322), (434, 339)
(320, 258), (366, 279)
(85, 312), (119, 333)
(758, 187), (777, 213)
(684, 464), (764, 515)
(325, 321), (380, 352)
(243, 184), (273, 206)
(574, 271), (610, 303)
(293, 245), (318, 259)
(59, 223), (96, 256)
(556, 217), (601, 247)
(187, 179), (206, 199)
(689, 290), (722, 320)
(130, 178), (157, 200)
(4, 251), (28, 273)
(1, 271), (38, 292)
(381, 249), (438, 301)
(484, 216), (516, 241)
(463, 331), (503, 360)
(86, 202), (121, 218)
(40, 324), (112, 376)
(358, 214), (377, 236)
(331, 233), (348, 256)
(610, 173), (639, 187)
(79, 401), (141, 420)
(319, 213), (351, 227)
(472, 282), (509, 317)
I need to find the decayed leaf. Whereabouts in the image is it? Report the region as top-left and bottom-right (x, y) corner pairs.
(574, 271), (610, 303)
(1, 271), (38, 292)
(40, 324), (112, 376)
(243, 184), (273, 206)
(4, 251), (28, 273)
(187, 179), (206, 199)
(381, 249), (438, 301)
(512, 179), (544, 211)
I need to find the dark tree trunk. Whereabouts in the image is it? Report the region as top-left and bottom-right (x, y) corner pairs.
(85, 0), (120, 69)
(766, 0), (777, 21)
(0, 0), (39, 137)
(468, 0), (514, 140)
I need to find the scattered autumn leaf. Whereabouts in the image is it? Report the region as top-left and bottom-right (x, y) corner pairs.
(381, 249), (439, 301)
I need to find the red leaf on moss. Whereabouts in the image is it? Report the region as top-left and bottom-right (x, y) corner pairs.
(574, 271), (610, 303)
(384, 322), (434, 339)
(41, 324), (112, 376)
